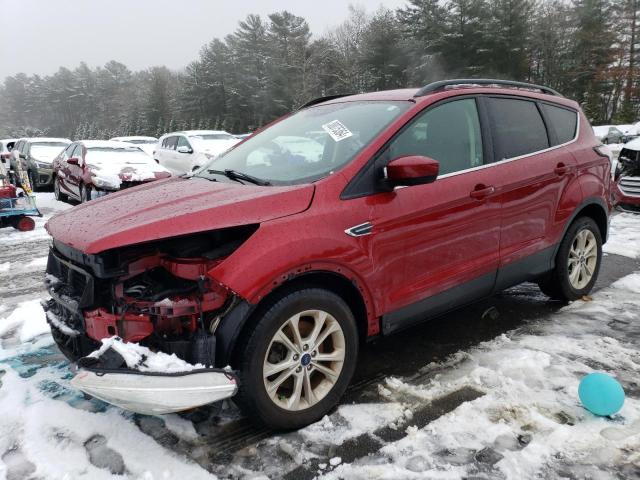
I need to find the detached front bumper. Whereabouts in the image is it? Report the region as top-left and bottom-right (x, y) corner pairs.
(71, 366), (238, 415)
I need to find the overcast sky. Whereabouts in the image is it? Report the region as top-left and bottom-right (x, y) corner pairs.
(0, 0), (408, 79)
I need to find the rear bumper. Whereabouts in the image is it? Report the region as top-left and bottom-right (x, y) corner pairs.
(71, 366), (238, 414)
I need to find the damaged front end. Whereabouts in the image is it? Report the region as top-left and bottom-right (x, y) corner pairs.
(43, 225), (257, 413)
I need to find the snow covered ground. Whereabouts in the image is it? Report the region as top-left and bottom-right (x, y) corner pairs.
(0, 194), (639, 479)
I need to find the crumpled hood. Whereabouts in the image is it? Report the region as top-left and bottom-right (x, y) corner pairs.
(46, 177), (314, 254)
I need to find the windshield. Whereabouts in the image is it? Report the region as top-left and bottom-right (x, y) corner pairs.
(31, 143), (69, 161)
(86, 147), (151, 164)
(194, 101), (410, 185)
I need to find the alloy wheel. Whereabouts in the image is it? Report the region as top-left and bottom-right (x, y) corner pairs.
(262, 309), (345, 411)
(567, 228), (598, 290)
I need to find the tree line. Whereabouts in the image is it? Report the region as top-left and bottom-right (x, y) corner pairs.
(1, 0), (638, 139)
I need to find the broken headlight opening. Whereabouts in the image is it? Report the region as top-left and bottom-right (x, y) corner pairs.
(43, 224), (258, 367)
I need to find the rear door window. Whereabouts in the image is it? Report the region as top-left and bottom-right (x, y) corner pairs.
(388, 98), (484, 176)
(540, 103), (578, 145)
(165, 136), (178, 150)
(487, 98), (549, 160)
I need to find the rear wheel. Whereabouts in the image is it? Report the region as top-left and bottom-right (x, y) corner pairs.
(53, 176), (68, 202)
(538, 217), (602, 301)
(233, 288), (358, 430)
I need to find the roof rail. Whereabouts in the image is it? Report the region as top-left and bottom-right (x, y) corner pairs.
(298, 94), (353, 110)
(414, 79), (562, 98)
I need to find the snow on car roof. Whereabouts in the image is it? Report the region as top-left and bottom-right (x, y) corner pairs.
(79, 140), (142, 149)
(110, 136), (158, 141)
(16, 137), (71, 143)
(181, 130), (232, 136)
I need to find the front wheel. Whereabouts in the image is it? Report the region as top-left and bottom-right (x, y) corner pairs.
(28, 170), (38, 191)
(80, 183), (92, 203)
(54, 176), (68, 202)
(233, 288), (358, 430)
(538, 217), (602, 301)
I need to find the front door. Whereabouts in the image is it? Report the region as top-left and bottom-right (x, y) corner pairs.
(368, 98), (501, 333)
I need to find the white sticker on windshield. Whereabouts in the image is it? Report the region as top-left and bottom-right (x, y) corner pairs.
(322, 120), (353, 142)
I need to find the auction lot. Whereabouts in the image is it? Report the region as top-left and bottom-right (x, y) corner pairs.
(0, 193), (637, 479)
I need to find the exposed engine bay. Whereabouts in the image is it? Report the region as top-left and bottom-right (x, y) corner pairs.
(43, 225), (258, 368)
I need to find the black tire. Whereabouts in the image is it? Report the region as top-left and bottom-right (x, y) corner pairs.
(233, 288), (359, 430)
(538, 216), (602, 301)
(28, 170), (38, 191)
(53, 176), (68, 202)
(80, 183), (92, 203)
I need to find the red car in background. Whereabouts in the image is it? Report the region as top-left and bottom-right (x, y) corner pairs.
(52, 140), (171, 203)
(44, 79), (611, 430)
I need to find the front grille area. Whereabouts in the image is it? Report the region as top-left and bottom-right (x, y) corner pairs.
(46, 248), (95, 309)
(619, 177), (640, 197)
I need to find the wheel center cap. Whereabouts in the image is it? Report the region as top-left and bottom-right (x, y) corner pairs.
(300, 353), (312, 366)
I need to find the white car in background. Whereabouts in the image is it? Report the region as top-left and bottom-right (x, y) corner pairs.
(110, 136), (158, 158)
(0, 139), (16, 172)
(155, 130), (240, 174)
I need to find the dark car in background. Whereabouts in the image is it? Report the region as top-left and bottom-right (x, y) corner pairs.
(11, 137), (71, 189)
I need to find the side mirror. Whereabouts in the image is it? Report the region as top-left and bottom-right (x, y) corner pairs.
(177, 146), (193, 154)
(386, 155), (439, 187)
(67, 157), (80, 165)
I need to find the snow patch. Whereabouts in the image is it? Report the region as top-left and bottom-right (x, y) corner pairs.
(0, 299), (49, 343)
(88, 337), (204, 373)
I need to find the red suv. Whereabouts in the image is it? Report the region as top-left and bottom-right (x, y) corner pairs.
(44, 79), (611, 430)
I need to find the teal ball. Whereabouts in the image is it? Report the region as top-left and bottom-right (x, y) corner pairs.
(578, 373), (625, 417)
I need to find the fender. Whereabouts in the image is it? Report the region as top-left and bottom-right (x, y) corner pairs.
(551, 196), (609, 263)
(213, 265), (377, 367)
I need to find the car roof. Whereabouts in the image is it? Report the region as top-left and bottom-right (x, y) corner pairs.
(181, 130), (232, 136)
(110, 136), (158, 141)
(78, 140), (142, 149)
(16, 137), (71, 143)
(316, 84), (579, 110)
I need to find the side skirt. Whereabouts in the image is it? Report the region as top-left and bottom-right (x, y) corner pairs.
(381, 271), (496, 335)
(380, 244), (558, 336)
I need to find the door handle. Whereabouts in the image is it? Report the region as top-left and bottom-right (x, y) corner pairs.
(554, 163), (569, 175)
(470, 184), (495, 199)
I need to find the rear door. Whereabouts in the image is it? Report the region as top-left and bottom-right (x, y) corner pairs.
(367, 97), (502, 332)
(485, 96), (578, 289)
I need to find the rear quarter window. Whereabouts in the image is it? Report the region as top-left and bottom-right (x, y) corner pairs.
(540, 103), (578, 145)
(487, 97), (549, 160)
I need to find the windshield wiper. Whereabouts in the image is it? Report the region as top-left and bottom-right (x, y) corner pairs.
(207, 169), (271, 186)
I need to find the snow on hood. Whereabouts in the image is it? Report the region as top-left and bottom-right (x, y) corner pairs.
(30, 145), (67, 163)
(86, 150), (169, 189)
(46, 177), (314, 253)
